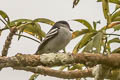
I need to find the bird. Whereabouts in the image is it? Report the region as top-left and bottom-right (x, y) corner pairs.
(35, 21), (73, 55)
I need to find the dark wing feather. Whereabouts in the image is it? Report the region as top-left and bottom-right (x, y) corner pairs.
(35, 28), (59, 54)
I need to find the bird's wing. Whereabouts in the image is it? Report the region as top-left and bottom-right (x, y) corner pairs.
(35, 28), (59, 54)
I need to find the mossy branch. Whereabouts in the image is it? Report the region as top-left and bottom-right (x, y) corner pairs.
(0, 53), (120, 79)
(1, 27), (17, 56)
(0, 53), (120, 69)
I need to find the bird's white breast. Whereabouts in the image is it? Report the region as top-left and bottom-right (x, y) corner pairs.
(44, 27), (72, 53)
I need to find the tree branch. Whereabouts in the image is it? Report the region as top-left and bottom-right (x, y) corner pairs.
(0, 53), (120, 79)
(0, 53), (120, 69)
(1, 27), (17, 56)
(14, 66), (93, 79)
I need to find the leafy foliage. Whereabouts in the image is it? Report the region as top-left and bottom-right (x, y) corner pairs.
(9, 19), (46, 40)
(0, 17), (55, 41)
(69, 0), (120, 75)
(73, 32), (97, 54)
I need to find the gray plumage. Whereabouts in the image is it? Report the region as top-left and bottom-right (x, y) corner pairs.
(35, 21), (72, 55)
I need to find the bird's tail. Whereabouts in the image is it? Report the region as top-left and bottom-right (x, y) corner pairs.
(35, 48), (43, 55)
(35, 50), (39, 55)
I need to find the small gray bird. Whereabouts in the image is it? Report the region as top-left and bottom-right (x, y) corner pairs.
(35, 21), (73, 55)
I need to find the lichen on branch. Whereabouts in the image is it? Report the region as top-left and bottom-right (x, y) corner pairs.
(0, 53), (120, 69)
(1, 27), (17, 56)
(0, 53), (120, 79)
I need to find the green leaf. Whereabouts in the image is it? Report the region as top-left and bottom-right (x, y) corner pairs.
(108, 38), (120, 44)
(97, 0), (120, 5)
(83, 32), (103, 53)
(111, 10), (120, 21)
(72, 29), (90, 39)
(102, 0), (109, 19)
(72, 32), (96, 54)
(9, 19), (32, 27)
(0, 10), (10, 24)
(115, 4), (120, 10)
(112, 47), (120, 53)
(9, 19), (46, 40)
(29, 73), (39, 80)
(113, 24), (120, 31)
(73, 19), (93, 31)
(19, 22), (46, 40)
(33, 18), (55, 26)
(70, 64), (84, 70)
(112, 16), (120, 21)
(102, 0), (111, 24)
(93, 20), (101, 30)
(107, 38), (120, 52)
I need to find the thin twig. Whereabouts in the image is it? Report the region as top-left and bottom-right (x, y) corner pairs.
(15, 34), (41, 43)
(103, 36), (108, 54)
(14, 66), (93, 79)
(0, 18), (10, 28)
(105, 33), (120, 36)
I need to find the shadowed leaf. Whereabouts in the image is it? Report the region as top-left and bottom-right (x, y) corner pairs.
(18, 22), (46, 40)
(72, 32), (96, 54)
(83, 32), (103, 53)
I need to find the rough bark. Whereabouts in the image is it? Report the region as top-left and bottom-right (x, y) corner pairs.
(2, 27), (17, 56)
(0, 53), (120, 68)
(14, 66), (93, 79)
(0, 53), (120, 79)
